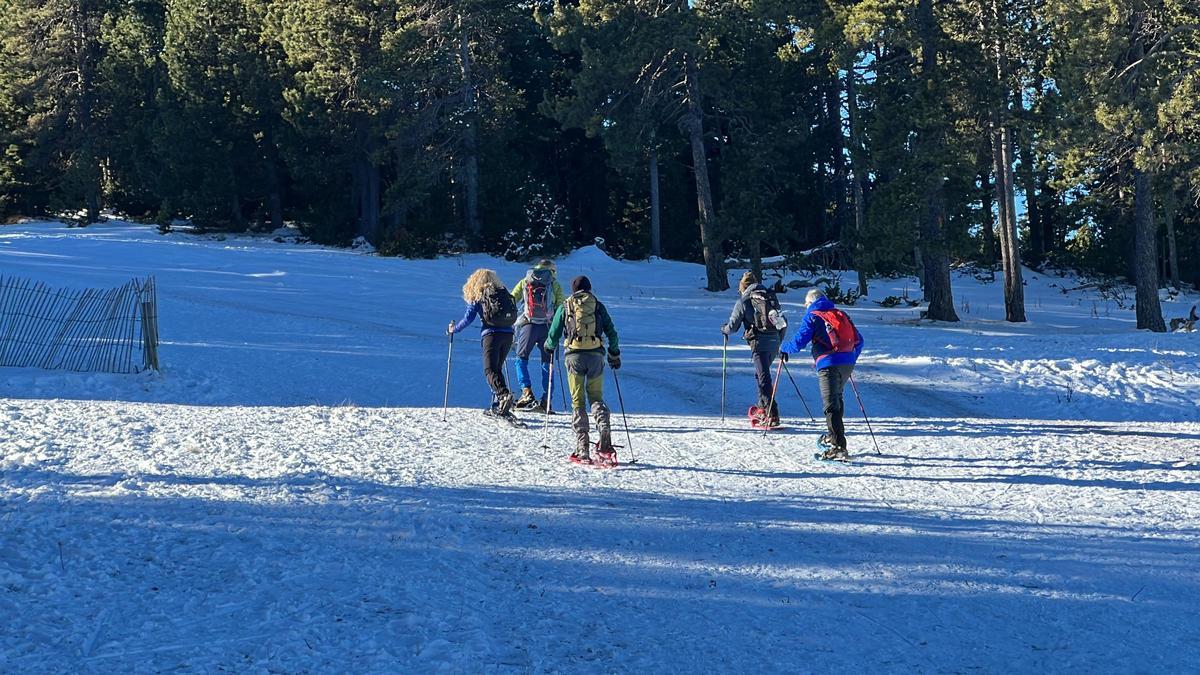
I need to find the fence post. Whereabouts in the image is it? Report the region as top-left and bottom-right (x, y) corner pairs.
(140, 277), (160, 372)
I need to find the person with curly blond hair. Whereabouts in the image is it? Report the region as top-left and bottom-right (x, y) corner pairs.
(448, 268), (519, 418)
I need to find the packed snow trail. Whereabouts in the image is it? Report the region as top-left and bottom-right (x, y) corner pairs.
(1, 221), (1198, 671)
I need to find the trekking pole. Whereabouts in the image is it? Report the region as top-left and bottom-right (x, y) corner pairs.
(762, 354), (785, 438)
(782, 362), (816, 422)
(442, 330), (454, 421)
(612, 368), (636, 464)
(849, 375), (882, 456)
(720, 334), (728, 423)
(540, 353), (555, 449)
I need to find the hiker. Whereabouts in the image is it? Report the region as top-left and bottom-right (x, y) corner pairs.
(447, 268), (519, 418)
(780, 289), (864, 460)
(510, 259), (565, 411)
(544, 275), (621, 465)
(721, 271), (787, 428)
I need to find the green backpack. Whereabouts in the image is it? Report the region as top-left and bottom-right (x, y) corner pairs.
(564, 292), (603, 351)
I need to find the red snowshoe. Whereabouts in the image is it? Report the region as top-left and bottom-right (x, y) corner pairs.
(748, 406), (781, 430)
(568, 443), (621, 469)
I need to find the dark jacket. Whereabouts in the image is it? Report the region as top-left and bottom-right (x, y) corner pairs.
(780, 297), (864, 370)
(451, 300), (515, 337)
(721, 283), (784, 354)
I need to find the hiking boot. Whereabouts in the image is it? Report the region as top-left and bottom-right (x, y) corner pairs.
(496, 390), (515, 417)
(819, 446), (849, 462)
(768, 401), (780, 427)
(514, 387), (537, 409)
(571, 437), (592, 464)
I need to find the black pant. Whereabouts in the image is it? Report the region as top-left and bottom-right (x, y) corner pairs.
(481, 332), (513, 397)
(818, 364), (854, 449)
(752, 350), (776, 410)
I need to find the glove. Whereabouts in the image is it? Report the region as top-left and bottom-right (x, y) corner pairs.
(446, 322), (456, 336)
(543, 341), (555, 353)
(720, 325), (730, 336)
(607, 352), (621, 370)
(779, 351), (789, 363)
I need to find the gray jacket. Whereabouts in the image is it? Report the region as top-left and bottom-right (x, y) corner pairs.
(721, 284), (784, 354)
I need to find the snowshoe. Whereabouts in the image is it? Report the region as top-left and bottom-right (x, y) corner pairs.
(514, 388), (538, 409)
(593, 442), (619, 468)
(568, 442), (621, 469)
(748, 406), (781, 430)
(482, 408), (526, 429)
(520, 398), (547, 413)
(813, 435), (849, 462)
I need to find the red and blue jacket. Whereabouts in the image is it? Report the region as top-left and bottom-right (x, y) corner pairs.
(780, 297), (864, 370)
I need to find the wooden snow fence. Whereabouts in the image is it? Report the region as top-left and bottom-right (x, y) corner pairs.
(0, 275), (160, 374)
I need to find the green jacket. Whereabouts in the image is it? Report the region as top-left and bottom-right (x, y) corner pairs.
(510, 275), (565, 316)
(544, 291), (620, 355)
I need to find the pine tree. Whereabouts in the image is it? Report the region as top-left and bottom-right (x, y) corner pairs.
(1049, 0), (1200, 331)
(0, 0), (113, 222)
(547, 0), (729, 291)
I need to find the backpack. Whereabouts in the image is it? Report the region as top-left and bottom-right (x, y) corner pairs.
(564, 292), (603, 351)
(748, 288), (783, 334)
(810, 308), (858, 353)
(524, 268), (554, 324)
(481, 286), (518, 328)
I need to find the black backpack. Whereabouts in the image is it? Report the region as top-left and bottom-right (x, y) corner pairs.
(748, 288), (781, 334)
(481, 286), (518, 328)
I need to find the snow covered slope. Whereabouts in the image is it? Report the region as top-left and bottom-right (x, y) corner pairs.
(1, 220), (1198, 672)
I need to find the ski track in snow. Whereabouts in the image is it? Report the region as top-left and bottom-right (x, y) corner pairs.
(1, 221), (1199, 672)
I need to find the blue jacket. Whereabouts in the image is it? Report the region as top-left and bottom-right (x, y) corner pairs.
(451, 302), (514, 337)
(780, 297), (864, 370)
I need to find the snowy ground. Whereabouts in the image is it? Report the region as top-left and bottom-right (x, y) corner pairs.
(1, 221), (1198, 672)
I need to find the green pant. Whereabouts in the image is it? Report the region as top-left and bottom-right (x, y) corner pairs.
(565, 350), (605, 410)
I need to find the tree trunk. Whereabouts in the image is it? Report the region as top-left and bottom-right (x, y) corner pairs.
(1040, 179), (1059, 253)
(459, 23), (481, 240)
(229, 192), (247, 232)
(979, 166), (996, 267)
(73, 0), (101, 224)
(267, 190), (284, 232)
(996, 125), (1026, 322)
(263, 133), (285, 231)
(914, 241), (925, 294)
(990, 0), (1024, 322)
(844, 67), (869, 297)
(915, 0), (958, 321)
(354, 133), (380, 242)
(682, 53), (727, 292)
(1133, 170), (1165, 331)
(826, 76), (848, 241)
(1017, 133), (1040, 263)
(649, 147), (661, 258)
(1164, 182), (1180, 290)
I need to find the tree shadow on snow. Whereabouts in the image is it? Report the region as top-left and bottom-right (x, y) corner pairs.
(3, 467), (1199, 671)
